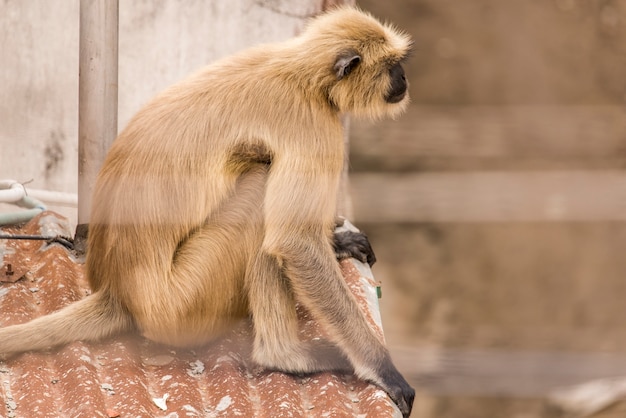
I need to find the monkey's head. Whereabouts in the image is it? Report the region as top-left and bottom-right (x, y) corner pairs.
(300, 7), (413, 120)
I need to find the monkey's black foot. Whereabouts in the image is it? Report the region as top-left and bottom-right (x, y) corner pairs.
(379, 366), (415, 418)
(333, 229), (376, 267)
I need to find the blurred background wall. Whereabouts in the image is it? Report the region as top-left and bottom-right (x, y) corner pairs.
(2, 1), (626, 417)
(352, 1), (626, 417)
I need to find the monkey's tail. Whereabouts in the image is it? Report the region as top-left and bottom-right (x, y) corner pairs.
(0, 291), (132, 358)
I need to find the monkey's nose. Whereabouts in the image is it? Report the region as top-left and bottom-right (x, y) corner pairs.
(385, 63), (408, 104)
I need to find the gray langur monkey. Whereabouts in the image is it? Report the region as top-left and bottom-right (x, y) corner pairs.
(0, 7), (414, 416)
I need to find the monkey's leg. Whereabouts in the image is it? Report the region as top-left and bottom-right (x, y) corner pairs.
(127, 167), (268, 347)
(246, 251), (353, 374)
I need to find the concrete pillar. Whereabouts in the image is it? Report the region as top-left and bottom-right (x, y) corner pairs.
(76, 0), (118, 247)
(77, 0), (118, 227)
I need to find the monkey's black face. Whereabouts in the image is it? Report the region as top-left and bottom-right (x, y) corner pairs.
(385, 62), (407, 104)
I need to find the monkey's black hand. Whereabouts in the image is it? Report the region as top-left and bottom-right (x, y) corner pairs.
(333, 230), (376, 267)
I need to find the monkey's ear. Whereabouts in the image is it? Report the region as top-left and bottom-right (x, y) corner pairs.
(334, 52), (361, 80)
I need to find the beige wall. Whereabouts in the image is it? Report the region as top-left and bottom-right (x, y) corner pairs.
(0, 0), (317, 226)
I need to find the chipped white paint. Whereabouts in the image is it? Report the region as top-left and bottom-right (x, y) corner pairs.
(333, 219), (359, 235)
(182, 404), (200, 414)
(6, 398), (17, 410)
(215, 395), (232, 412)
(372, 389), (388, 399)
(144, 355), (174, 366)
(100, 383), (115, 395)
(352, 257), (373, 281)
(210, 356), (233, 372)
(187, 360), (205, 376)
(359, 274), (383, 332)
(1, 368), (16, 416)
(153, 393), (169, 411)
(38, 214), (72, 238)
(334, 219), (385, 332)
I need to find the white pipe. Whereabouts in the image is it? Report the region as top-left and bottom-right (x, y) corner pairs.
(27, 189), (78, 207)
(0, 180), (27, 203)
(0, 195), (47, 225)
(0, 180), (77, 208)
(0, 181), (48, 225)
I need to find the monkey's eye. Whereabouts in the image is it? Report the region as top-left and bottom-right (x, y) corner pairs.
(334, 53), (361, 80)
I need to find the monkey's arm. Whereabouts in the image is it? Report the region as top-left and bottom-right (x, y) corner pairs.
(253, 158), (414, 417)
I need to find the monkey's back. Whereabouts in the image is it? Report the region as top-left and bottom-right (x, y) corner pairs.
(85, 37), (343, 299)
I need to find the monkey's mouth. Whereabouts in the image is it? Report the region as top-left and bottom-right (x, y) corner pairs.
(385, 76), (408, 104)
(386, 89), (407, 104)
